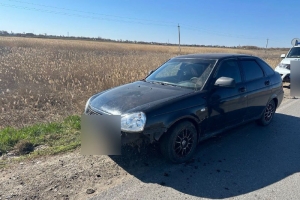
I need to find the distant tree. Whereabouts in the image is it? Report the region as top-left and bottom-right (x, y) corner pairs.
(26, 33), (34, 36)
(0, 30), (9, 35)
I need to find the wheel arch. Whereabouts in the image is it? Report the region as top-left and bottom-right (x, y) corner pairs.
(269, 93), (278, 109)
(273, 97), (278, 108)
(258, 95), (278, 117)
(159, 116), (201, 143)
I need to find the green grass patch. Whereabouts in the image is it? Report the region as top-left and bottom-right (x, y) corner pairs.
(0, 115), (81, 156)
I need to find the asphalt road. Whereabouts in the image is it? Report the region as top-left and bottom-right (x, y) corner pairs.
(91, 98), (300, 200)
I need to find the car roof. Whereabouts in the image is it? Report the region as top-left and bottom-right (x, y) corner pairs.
(173, 53), (254, 60)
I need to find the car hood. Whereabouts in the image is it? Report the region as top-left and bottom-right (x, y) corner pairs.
(281, 58), (300, 64)
(89, 81), (193, 115)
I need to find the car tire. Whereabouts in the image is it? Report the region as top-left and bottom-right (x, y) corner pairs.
(256, 99), (276, 126)
(160, 121), (197, 163)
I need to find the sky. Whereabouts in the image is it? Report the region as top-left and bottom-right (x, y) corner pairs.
(0, 0), (299, 48)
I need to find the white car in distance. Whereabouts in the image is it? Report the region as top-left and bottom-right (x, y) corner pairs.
(275, 38), (300, 83)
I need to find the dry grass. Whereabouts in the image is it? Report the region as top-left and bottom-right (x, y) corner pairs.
(0, 36), (286, 128)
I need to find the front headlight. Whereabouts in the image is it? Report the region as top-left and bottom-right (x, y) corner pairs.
(121, 112), (146, 132)
(278, 63), (290, 70)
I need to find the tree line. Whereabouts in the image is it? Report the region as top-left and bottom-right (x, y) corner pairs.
(0, 30), (289, 51)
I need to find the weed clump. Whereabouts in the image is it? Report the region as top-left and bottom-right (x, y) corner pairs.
(14, 140), (34, 155)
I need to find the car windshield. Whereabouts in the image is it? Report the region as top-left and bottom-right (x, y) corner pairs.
(287, 47), (300, 58)
(146, 58), (217, 90)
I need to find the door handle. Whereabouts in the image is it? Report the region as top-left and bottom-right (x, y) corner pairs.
(265, 80), (270, 86)
(239, 87), (246, 93)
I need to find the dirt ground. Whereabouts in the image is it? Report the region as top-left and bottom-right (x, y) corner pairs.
(0, 85), (293, 200)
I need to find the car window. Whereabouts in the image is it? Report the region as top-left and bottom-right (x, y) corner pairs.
(214, 60), (242, 83)
(240, 60), (264, 81)
(154, 62), (181, 78)
(146, 58), (217, 90)
(287, 47), (300, 58)
(256, 58), (275, 76)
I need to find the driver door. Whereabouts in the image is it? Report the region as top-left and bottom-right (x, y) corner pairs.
(207, 59), (247, 131)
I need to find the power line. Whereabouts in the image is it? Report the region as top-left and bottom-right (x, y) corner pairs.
(7, 0), (177, 26)
(181, 25), (267, 40)
(1, 1), (271, 41)
(0, 3), (175, 27)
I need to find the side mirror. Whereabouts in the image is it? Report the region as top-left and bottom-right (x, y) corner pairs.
(281, 54), (286, 58)
(214, 77), (235, 88)
(148, 70), (154, 75)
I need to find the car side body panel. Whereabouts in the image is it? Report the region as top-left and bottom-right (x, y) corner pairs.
(142, 91), (208, 142)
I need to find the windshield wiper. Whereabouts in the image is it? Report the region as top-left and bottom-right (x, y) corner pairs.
(157, 81), (174, 86)
(147, 81), (181, 87)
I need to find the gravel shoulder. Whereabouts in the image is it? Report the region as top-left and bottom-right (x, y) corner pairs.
(0, 150), (134, 199)
(0, 86), (293, 200)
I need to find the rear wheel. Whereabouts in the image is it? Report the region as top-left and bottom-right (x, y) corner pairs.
(160, 121), (197, 163)
(257, 100), (276, 126)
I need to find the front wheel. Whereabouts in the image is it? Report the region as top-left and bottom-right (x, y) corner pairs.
(256, 100), (276, 126)
(160, 121), (197, 163)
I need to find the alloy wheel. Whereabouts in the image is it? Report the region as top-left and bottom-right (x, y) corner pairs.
(264, 102), (275, 122)
(174, 128), (194, 157)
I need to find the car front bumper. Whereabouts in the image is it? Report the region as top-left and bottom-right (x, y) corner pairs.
(275, 67), (290, 83)
(281, 73), (290, 82)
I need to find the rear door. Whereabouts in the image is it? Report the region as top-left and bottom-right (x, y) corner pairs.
(239, 58), (272, 120)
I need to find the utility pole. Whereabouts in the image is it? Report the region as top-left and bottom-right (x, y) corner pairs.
(265, 38), (269, 53)
(178, 24), (181, 54)
(67, 32), (69, 37)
